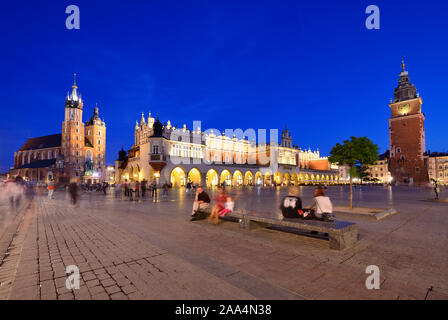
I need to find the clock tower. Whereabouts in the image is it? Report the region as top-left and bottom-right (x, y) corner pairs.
(388, 60), (428, 185)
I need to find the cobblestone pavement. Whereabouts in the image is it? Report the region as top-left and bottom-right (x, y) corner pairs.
(0, 185), (447, 300)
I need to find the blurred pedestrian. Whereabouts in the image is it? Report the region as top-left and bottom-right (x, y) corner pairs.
(47, 179), (55, 200)
(68, 182), (78, 206)
(151, 180), (158, 201)
(135, 181), (140, 198)
(208, 187), (227, 225)
(141, 179), (147, 198)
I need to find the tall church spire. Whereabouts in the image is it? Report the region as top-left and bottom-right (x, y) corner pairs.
(65, 74), (83, 109)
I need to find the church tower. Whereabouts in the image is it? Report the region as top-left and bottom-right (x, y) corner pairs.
(62, 74), (85, 182)
(388, 60), (428, 185)
(85, 104), (107, 182)
(281, 125), (292, 148)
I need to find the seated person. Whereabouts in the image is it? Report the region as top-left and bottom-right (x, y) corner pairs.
(280, 187), (307, 219)
(217, 196), (234, 217)
(305, 187), (334, 221)
(191, 186), (211, 220)
(208, 187), (228, 224)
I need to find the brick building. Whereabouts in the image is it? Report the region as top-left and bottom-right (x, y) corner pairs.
(388, 60), (428, 185)
(10, 76), (107, 184)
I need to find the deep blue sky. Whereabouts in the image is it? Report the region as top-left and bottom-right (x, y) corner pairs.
(1, 0), (448, 172)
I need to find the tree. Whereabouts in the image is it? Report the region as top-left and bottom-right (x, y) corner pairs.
(357, 165), (372, 184)
(329, 137), (379, 209)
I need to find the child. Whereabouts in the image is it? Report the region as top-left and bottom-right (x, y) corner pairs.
(208, 188), (227, 225)
(218, 197), (234, 217)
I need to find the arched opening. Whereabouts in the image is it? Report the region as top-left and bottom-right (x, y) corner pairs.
(264, 173), (272, 186)
(254, 172), (263, 186)
(187, 168), (201, 185)
(284, 173), (291, 186)
(233, 170), (243, 186)
(298, 174), (305, 184)
(220, 169), (232, 186)
(86, 150), (93, 162)
(311, 174), (316, 182)
(291, 173), (298, 186)
(316, 174), (321, 182)
(244, 171), (254, 186)
(274, 172), (283, 185)
(170, 167), (186, 187)
(326, 175), (330, 182)
(132, 166), (141, 181)
(206, 169), (219, 187)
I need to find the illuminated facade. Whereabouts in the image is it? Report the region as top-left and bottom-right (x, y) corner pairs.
(388, 60), (428, 185)
(367, 158), (392, 183)
(115, 114), (339, 187)
(10, 77), (107, 184)
(428, 153), (448, 184)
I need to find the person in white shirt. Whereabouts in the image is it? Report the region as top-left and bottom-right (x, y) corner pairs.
(305, 187), (334, 221)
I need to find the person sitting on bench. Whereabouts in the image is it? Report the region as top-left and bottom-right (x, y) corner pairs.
(305, 187), (334, 221)
(280, 187), (308, 219)
(191, 186), (211, 220)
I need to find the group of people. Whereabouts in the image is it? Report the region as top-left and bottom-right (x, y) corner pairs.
(280, 186), (334, 221)
(118, 179), (171, 201)
(190, 186), (235, 224)
(188, 185), (334, 226)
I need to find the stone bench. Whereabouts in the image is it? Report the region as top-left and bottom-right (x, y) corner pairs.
(222, 211), (358, 250)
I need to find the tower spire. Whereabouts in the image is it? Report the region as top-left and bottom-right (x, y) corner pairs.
(401, 57), (406, 72)
(73, 73), (77, 88)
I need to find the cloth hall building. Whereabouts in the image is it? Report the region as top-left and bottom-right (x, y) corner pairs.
(115, 114), (340, 187)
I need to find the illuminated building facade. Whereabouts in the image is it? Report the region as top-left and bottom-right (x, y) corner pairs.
(388, 60), (428, 185)
(10, 76), (107, 184)
(115, 114), (339, 187)
(428, 153), (448, 184)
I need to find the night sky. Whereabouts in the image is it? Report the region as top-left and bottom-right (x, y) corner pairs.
(1, 0), (448, 172)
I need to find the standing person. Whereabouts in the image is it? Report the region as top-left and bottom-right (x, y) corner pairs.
(102, 182), (108, 195)
(5, 178), (24, 213)
(135, 181), (140, 198)
(25, 182), (36, 209)
(47, 179), (55, 200)
(129, 180), (135, 200)
(434, 182), (440, 200)
(162, 183), (169, 197)
(68, 182), (78, 206)
(186, 181), (192, 194)
(280, 186), (305, 219)
(124, 180), (129, 197)
(141, 179), (147, 198)
(151, 180), (158, 201)
(191, 186), (211, 220)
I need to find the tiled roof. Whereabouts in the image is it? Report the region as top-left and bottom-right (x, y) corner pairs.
(18, 134), (61, 151)
(15, 159), (56, 169)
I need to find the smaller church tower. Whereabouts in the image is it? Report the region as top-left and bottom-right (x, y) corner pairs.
(281, 125), (293, 148)
(62, 74), (85, 182)
(85, 104), (106, 182)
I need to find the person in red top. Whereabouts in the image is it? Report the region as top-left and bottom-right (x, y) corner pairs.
(208, 187), (228, 224)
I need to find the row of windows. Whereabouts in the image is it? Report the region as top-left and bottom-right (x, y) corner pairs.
(169, 144), (203, 158)
(20, 150), (58, 164)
